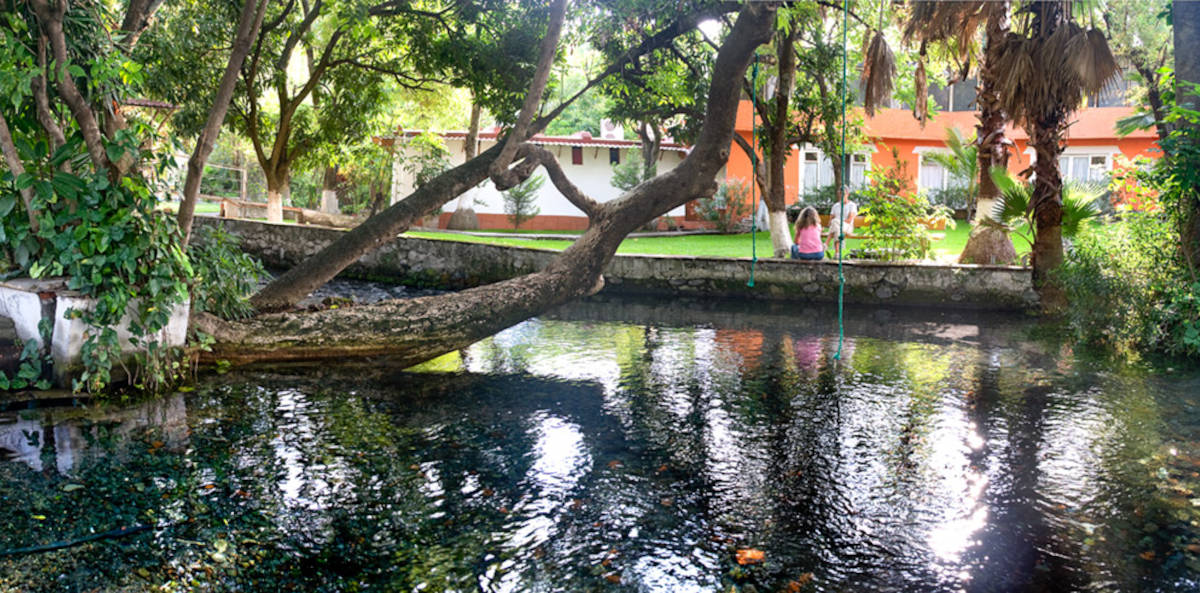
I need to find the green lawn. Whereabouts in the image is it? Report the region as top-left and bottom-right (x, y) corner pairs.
(159, 201), (222, 214)
(407, 222), (1034, 262)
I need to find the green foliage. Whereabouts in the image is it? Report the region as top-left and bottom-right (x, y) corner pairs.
(503, 174), (544, 230)
(989, 168), (1103, 248)
(398, 133), (452, 190)
(610, 160), (643, 193)
(187, 225), (265, 320)
(923, 128), (978, 212)
(1, 4), (192, 395)
(695, 180), (753, 233)
(1059, 213), (1199, 358)
(859, 155), (954, 261)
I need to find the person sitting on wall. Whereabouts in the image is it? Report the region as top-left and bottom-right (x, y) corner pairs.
(825, 186), (857, 257)
(791, 206), (824, 261)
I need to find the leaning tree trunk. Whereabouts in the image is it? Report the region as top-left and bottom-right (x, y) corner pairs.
(974, 1), (1011, 222)
(178, 0), (267, 246)
(212, 2), (778, 363)
(1028, 114), (1066, 312)
(637, 122), (662, 181)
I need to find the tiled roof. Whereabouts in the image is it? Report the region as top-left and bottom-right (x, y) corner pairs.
(391, 128), (691, 152)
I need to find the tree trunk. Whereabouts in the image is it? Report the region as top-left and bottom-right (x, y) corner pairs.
(1175, 0), (1200, 272)
(974, 2), (1011, 222)
(763, 25), (797, 258)
(637, 122), (662, 181)
(1028, 114), (1066, 312)
(448, 102), (482, 230)
(219, 3), (777, 360)
(321, 165), (339, 214)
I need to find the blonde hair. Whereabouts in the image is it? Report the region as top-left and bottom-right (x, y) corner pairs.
(798, 206), (820, 229)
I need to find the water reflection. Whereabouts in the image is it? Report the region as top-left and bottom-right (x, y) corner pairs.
(2, 298), (1199, 592)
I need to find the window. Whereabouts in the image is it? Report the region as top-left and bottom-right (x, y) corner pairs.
(609, 148), (620, 164)
(800, 149), (868, 194)
(1058, 154), (1110, 183)
(571, 146), (583, 165)
(917, 151), (970, 192)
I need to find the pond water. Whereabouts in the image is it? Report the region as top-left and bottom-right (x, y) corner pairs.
(2, 296), (1199, 592)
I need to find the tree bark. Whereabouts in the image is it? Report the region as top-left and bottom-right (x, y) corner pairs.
(1175, 0), (1200, 271)
(179, 0), (268, 246)
(1028, 113), (1066, 312)
(974, 2), (1011, 222)
(637, 122), (662, 181)
(0, 112), (41, 231)
(764, 25), (797, 257)
(217, 3), (778, 362)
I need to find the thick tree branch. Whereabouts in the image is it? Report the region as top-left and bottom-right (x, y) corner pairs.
(118, 0), (165, 50)
(276, 0), (321, 72)
(32, 35), (67, 154)
(0, 112), (41, 231)
(31, 0), (112, 176)
(179, 0), (269, 246)
(514, 144), (601, 218)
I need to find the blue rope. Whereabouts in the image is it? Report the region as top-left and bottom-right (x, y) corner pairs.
(834, 0), (848, 361)
(748, 57), (759, 288)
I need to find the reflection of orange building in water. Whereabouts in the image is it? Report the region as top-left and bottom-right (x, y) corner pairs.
(723, 81), (1160, 214)
(714, 328), (765, 370)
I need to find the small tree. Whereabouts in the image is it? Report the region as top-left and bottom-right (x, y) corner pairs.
(504, 174), (544, 229)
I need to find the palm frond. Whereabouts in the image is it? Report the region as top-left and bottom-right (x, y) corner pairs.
(990, 167), (1031, 225)
(1067, 28), (1120, 95)
(1061, 179), (1103, 237)
(861, 31), (896, 117)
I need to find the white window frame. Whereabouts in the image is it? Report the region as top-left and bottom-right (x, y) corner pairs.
(913, 146), (970, 192)
(1022, 145), (1117, 184)
(796, 143), (872, 196)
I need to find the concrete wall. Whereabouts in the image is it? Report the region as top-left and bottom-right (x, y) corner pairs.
(199, 217), (1037, 310)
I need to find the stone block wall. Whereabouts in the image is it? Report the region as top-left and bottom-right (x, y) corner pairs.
(196, 217), (1038, 310)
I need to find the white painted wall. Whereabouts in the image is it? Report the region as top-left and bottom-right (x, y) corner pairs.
(392, 136), (692, 219)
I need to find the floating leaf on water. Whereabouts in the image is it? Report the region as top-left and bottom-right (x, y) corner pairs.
(136, 568), (151, 579)
(786, 573), (815, 591)
(735, 548), (765, 565)
(61, 484), (84, 492)
(214, 539), (229, 553)
(31, 514), (46, 520)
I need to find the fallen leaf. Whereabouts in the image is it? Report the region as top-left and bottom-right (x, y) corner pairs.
(607, 460), (623, 469)
(61, 483), (84, 492)
(1139, 551), (1156, 561)
(786, 572), (815, 591)
(660, 497), (674, 507)
(735, 548), (765, 565)
(604, 573), (621, 584)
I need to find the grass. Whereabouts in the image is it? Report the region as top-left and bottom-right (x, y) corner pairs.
(407, 222), (1035, 262)
(159, 201), (222, 214)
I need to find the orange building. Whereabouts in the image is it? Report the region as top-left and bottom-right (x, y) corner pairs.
(724, 99), (1161, 215)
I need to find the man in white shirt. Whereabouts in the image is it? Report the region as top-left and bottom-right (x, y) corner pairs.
(825, 187), (858, 257)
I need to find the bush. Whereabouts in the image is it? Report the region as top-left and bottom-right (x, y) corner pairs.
(188, 225), (266, 320)
(695, 180), (753, 233)
(1058, 212), (1200, 358)
(858, 154), (953, 261)
(503, 174), (543, 229)
(926, 186), (971, 210)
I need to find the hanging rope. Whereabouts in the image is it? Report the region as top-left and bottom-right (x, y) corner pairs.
(747, 56), (760, 288)
(833, 0), (849, 361)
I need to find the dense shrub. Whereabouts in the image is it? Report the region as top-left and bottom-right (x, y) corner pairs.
(1058, 212), (1200, 358)
(858, 154), (953, 261)
(188, 226), (266, 320)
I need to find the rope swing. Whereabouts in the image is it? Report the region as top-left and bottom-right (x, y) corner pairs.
(833, 0), (849, 361)
(747, 56), (760, 288)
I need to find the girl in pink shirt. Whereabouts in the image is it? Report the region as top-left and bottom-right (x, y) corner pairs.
(791, 206), (824, 260)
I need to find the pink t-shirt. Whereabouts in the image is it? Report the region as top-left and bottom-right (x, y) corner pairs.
(795, 224), (823, 253)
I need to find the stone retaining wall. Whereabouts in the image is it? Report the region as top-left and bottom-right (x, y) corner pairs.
(196, 217), (1038, 310)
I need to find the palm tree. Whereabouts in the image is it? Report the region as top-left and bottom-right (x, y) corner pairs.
(904, 1), (1013, 225)
(992, 1), (1118, 309)
(924, 127), (979, 218)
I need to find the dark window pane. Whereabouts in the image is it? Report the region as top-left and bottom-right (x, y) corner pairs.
(609, 148), (620, 164)
(572, 146), (583, 165)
